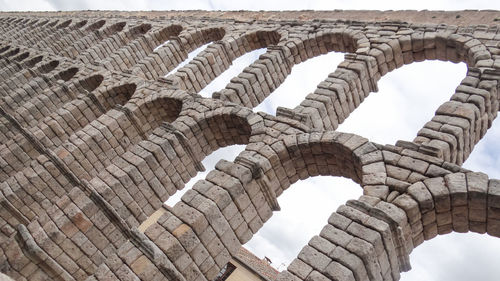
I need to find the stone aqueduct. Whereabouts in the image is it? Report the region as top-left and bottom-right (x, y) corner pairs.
(0, 10), (498, 281)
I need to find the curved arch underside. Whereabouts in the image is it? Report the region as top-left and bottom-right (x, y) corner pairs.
(0, 10), (499, 281)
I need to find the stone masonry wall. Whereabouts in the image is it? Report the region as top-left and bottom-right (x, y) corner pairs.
(0, 10), (499, 281)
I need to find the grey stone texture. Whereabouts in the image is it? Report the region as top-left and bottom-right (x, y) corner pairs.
(0, 9), (499, 281)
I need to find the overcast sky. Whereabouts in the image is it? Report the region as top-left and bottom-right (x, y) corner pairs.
(2, 1), (500, 281)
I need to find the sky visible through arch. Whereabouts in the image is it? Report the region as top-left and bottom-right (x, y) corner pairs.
(2, 1), (500, 281)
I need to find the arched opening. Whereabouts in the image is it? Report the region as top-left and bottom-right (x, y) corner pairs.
(56, 19), (71, 29)
(338, 61), (467, 145)
(3, 47), (19, 57)
(199, 48), (267, 98)
(100, 24), (184, 72)
(78, 22), (152, 64)
(132, 96), (183, 137)
(215, 29), (364, 110)
(54, 67), (78, 81)
(36, 19), (49, 27)
(129, 23), (152, 36)
(0, 45), (10, 54)
(106, 21), (126, 34)
(385, 169), (500, 281)
(78, 74), (104, 92)
(0, 81), (139, 180)
(24, 55), (43, 68)
(46, 20), (58, 28)
(244, 176), (363, 270)
(133, 27), (226, 79)
(37, 60), (59, 73)
(61, 21), (126, 60)
(107, 105), (255, 229)
(136, 131), (373, 281)
(34, 82), (137, 142)
(85, 19), (105, 32)
(164, 42), (210, 76)
(402, 232), (500, 281)
(6, 75), (107, 130)
(6, 74), (105, 126)
(164, 144), (246, 207)
(13, 52), (29, 62)
(73, 20), (87, 29)
(97, 83), (136, 110)
(253, 51), (345, 114)
(167, 30), (281, 94)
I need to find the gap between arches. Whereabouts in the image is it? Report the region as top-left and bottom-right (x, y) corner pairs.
(338, 61), (467, 145)
(244, 176), (363, 271)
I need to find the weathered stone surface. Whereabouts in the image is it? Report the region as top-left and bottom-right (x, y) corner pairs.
(0, 9), (498, 281)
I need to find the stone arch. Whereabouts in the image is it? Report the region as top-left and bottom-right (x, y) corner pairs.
(38, 60), (59, 74)
(230, 29), (281, 58)
(54, 66), (79, 81)
(85, 19), (105, 32)
(392, 172), (500, 247)
(152, 24), (183, 43)
(274, 151), (499, 281)
(127, 131), (378, 281)
(87, 101), (257, 232)
(369, 32), (491, 79)
(2, 47), (19, 57)
(184, 104), (254, 156)
(0, 59), (60, 104)
(36, 19), (49, 27)
(76, 73), (104, 92)
(368, 33), (498, 165)
(131, 26), (226, 79)
(59, 21), (126, 59)
(179, 26), (227, 53)
(128, 22), (152, 36)
(98, 24), (183, 72)
(72, 19), (87, 29)
(127, 94), (183, 136)
(0, 73), (107, 137)
(276, 132), (370, 188)
(39, 93), (189, 229)
(76, 22), (153, 64)
(214, 28), (368, 109)
(0, 79), (138, 181)
(55, 19), (71, 29)
(1, 72), (104, 120)
(0, 45), (10, 54)
(105, 21), (127, 34)
(166, 29), (281, 94)
(279, 29), (497, 156)
(13, 51), (29, 62)
(96, 82), (136, 110)
(286, 28), (366, 65)
(46, 19), (59, 28)
(229, 131), (382, 226)
(23, 55), (43, 68)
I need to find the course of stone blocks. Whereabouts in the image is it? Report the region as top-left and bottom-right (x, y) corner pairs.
(0, 9), (499, 281)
